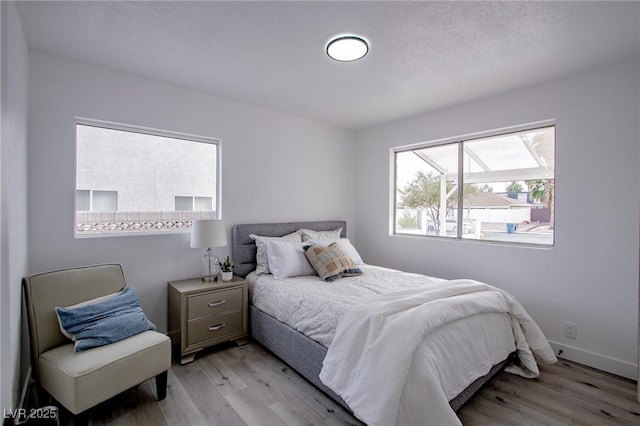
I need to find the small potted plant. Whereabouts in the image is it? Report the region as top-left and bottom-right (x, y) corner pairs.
(219, 255), (235, 281)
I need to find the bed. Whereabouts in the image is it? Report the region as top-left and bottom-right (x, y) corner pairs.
(231, 220), (556, 425)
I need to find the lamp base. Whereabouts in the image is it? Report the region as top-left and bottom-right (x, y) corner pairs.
(201, 248), (220, 283)
(201, 275), (217, 282)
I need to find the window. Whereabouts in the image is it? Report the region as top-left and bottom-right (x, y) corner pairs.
(174, 196), (213, 211)
(393, 124), (555, 246)
(75, 119), (220, 236)
(76, 190), (118, 212)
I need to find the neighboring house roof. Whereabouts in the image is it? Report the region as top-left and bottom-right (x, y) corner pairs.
(465, 192), (533, 208)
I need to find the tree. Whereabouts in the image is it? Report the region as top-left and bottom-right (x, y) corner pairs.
(401, 171), (478, 232)
(401, 172), (449, 232)
(397, 211), (418, 230)
(506, 181), (524, 192)
(526, 179), (555, 229)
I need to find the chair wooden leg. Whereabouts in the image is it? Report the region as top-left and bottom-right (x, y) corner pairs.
(34, 383), (52, 407)
(155, 371), (168, 401)
(72, 411), (89, 426)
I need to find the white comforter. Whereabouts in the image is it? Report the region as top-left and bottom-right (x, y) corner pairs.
(248, 265), (450, 347)
(319, 279), (557, 426)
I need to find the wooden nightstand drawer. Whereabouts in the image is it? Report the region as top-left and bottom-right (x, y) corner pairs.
(187, 311), (244, 346)
(188, 287), (243, 320)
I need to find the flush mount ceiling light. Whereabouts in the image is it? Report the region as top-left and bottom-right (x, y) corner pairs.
(326, 35), (369, 62)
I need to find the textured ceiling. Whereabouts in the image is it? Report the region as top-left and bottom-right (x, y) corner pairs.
(15, 1), (640, 130)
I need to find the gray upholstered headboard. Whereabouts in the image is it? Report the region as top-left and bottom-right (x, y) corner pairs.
(231, 221), (347, 278)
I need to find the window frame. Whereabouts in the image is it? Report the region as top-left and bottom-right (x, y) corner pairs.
(74, 117), (221, 238)
(390, 120), (556, 247)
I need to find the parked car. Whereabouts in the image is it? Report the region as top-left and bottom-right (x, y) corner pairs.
(427, 218), (473, 234)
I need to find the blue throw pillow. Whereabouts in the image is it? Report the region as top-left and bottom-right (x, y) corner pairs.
(55, 286), (156, 352)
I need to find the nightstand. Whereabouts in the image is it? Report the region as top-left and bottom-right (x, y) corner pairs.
(168, 276), (248, 364)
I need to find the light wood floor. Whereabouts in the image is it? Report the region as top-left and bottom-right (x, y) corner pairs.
(41, 341), (639, 425)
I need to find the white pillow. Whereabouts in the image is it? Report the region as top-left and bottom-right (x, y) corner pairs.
(265, 240), (315, 280)
(250, 232), (302, 275)
(304, 238), (364, 266)
(300, 227), (343, 242)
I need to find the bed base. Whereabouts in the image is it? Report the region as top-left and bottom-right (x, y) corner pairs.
(250, 304), (511, 413)
(250, 305), (349, 409)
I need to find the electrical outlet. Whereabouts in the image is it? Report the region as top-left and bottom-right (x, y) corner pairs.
(564, 322), (577, 339)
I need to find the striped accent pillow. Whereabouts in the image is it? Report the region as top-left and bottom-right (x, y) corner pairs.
(303, 243), (362, 282)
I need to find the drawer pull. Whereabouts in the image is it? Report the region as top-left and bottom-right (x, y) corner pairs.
(208, 300), (226, 307)
(208, 323), (226, 331)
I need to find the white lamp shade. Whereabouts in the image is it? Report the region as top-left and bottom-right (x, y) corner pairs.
(190, 220), (227, 248)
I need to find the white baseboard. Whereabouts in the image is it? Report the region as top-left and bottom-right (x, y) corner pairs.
(549, 340), (637, 380)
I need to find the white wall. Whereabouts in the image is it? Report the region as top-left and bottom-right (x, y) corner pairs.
(27, 51), (356, 332)
(355, 58), (640, 379)
(0, 0), (29, 412)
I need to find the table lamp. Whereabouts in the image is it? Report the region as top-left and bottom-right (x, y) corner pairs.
(190, 219), (227, 282)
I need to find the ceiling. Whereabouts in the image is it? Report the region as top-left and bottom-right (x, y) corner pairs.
(14, 1), (640, 130)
